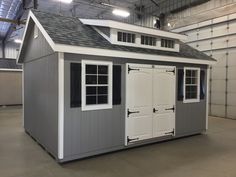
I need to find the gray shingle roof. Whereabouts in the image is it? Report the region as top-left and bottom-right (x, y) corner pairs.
(0, 58), (22, 70)
(32, 10), (215, 62)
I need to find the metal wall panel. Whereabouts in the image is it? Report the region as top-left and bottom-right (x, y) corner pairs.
(5, 41), (20, 59)
(212, 37), (228, 50)
(211, 105), (226, 117)
(211, 80), (226, 92)
(227, 93), (236, 106)
(211, 67), (226, 79)
(228, 50), (236, 66)
(228, 20), (236, 34)
(198, 27), (212, 41)
(211, 92), (226, 105)
(228, 66), (236, 79)
(227, 106), (236, 119)
(228, 35), (236, 48)
(197, 40), (212, 51)
(212, 23), (228, 38)
(184, 30), (198, 42)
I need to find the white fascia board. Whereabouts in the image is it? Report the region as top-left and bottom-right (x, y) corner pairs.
(80, 19), (187, 41)
(54, 44), (216, 65)
(17, 10), (56, 63)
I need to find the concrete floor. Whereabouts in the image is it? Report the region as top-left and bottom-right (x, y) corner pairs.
(1, 107), (236, 177)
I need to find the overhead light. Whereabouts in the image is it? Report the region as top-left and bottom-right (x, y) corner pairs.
(167, 23), (171, 27)
(112, 9), (130, 18)
(14, 39), (22, 44)
(59, 0), (73, 4)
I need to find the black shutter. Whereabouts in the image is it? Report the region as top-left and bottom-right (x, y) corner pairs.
(113, 65), (122, 105)
(177, 69), (184, 101)
(200, 70), (206, 100)
(70, 63), (81, 107)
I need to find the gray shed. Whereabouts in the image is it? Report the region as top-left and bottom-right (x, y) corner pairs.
(17, 10), (216, 162)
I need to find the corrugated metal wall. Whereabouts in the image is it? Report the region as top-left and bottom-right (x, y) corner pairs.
(4, 41), (20, 59)
(172, 13), (236, 119)
(0, 42), (2, 58)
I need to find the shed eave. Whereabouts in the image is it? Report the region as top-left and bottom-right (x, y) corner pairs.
(54, 44), (216, 65)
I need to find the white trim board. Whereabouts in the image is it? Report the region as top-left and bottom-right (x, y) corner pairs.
(54, 44), (215, 65)
(58, 52), (64, 160)
(80, 19), (187, 41)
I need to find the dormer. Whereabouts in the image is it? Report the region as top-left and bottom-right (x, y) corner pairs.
(80, 19), (187, 52)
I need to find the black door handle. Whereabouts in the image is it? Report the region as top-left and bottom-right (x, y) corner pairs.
(127, 109), (140, 117)
(153, 108), (158, 113)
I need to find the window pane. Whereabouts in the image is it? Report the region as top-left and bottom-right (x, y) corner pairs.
(98, 76), (108, 84)
(141, 36), (144, 44)
(127, 33), (131, 42)
(86, 65), (97, 74)
(186, 78), (191, 84)
(86, 96), (96, 105)
(118, 32), (122, 41)
(98, 96), (108, 104)
(186, 70), (191, 77)
(86, 75), (97, 84)
(98, 86), (108, 94)
(132, 34), (135, 43)
(98, 65), (108, 74)
(123, 33), (127, 42)
(86, 86), (96, 95)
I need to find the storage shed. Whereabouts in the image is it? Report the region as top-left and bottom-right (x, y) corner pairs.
(17, 10), (216, 162)
(0, 58), (22, 106)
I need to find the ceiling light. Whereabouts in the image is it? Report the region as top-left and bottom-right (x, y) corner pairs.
(14, 39), (22, 44)
(167, 23), (171, 27)
(59, 0), (73, 4)
(112, 9), (130, 18)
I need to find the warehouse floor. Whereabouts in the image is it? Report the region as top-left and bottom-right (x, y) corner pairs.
(0, 107), (236, 177)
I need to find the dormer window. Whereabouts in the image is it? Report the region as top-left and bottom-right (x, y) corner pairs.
(117, 32), (135, 43)
(141, 35), (156, 46)
(161, 39), (175, 48)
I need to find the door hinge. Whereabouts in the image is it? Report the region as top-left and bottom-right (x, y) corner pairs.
(127, 109), (140, 117)
(166, 69), (175, 74)
(165, 129), (175, 136)
(153, 108), (158, 113)
(165, 106), (175, 112)
(127, 136), (139, 143)
(128, 65), (140, 74)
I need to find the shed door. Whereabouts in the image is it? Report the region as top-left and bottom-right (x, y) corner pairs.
(125, 64), (153, 144)
(152, 66), (176, 137)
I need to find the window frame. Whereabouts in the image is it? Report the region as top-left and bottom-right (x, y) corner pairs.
(183, 67), (200, 103)
(81, 60), (113, 111)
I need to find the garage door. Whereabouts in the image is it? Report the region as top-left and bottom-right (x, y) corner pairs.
(125, 64), (176, 145)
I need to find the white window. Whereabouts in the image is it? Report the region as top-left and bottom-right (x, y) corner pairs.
(34, 25), (39, 39)
(117, 31), (135, 43)
(141, 35), (156, 46)
(82, 60), (113, 111)
(183, 67), (200, 103)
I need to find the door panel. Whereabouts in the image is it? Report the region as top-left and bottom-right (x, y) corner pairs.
(153, 66), (176, 137)
(126, 64), (153, 144)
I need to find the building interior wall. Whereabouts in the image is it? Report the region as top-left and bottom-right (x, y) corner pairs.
(171, 12), (236, 119)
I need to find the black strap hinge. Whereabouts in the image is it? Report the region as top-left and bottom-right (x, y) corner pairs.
(127, 109), (140, 117)
(127, 136), (139, 143)
(165, 106), (175, 112)
(166, 69), (175, 74)
(153, 108), (158, 113)
(165, 129), (175, 136)
(128, 65), (140, 74)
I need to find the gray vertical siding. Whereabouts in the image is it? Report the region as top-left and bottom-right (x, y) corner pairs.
(63, 53), (208, 161)
(24, 53), (58, 158)
(22, 21), (59, 158)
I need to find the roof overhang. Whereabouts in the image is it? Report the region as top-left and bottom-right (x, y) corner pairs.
(80, 19), (188, 41)
(54, 44), (216, 65)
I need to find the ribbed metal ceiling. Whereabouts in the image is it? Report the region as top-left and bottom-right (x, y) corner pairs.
(0, 0), (21, 39)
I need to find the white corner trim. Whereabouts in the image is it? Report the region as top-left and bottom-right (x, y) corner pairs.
(206, 67), (210, 130)
(54, 44), (215, 65)
(0, 68), (23, 72)
(22, 65), (24, 128)
(17, 10), (56, 63)
(183, 67), (201, 104)
(58, 52), (64, 160)
(80, 19), (187, 41)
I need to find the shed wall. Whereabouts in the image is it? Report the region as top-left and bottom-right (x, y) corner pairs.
(22, 22), (59, 158)
(63, 53), (207, 161)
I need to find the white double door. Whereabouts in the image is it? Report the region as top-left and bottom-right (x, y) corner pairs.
(125, 63), (176, 145)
